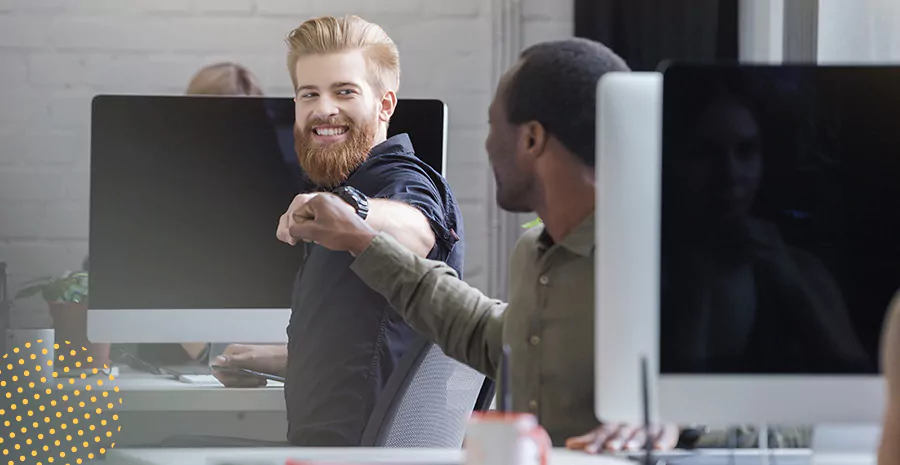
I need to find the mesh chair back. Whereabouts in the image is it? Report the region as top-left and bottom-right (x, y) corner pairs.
(360, 338), (487, 448)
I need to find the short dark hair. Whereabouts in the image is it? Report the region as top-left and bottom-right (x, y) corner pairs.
(503, 38), (630, 167)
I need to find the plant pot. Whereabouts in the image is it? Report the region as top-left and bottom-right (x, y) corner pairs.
(48, 302), (110, 369)
(5, 328), (55, 366)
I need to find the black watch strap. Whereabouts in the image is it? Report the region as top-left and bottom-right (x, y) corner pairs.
(332, 186), (369, 220)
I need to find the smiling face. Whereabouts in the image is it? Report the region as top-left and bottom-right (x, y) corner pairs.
(292, 50), (395, 188)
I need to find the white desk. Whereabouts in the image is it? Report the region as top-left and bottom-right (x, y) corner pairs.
(76, 368), (287, 446)
(102, 447), (878, 465)
(615, 449), (875, 465)
(65, 368), (285, 412)
(105, 447), (633, 465)
(87, 372), (880, 464)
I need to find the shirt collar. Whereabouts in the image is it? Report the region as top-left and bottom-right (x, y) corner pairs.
(369, 133), (414, 159)
(536, 211), (595, 257)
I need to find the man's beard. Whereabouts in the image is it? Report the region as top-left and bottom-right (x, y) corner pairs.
(294, 116), (376, 189)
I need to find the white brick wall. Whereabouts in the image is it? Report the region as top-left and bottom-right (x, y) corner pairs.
(817, 0), (900, 63)
(0, 0), (573, 327)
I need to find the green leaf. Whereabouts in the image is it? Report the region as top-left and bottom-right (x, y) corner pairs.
(13, 271), (90, 303)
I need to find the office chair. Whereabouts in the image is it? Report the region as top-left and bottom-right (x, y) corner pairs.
(360, 337), (491, 447)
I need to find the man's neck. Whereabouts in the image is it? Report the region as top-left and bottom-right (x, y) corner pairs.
(534, 166), (595, 244)
(371, 127), (388, 149)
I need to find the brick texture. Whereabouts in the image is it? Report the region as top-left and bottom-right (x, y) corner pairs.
(0, 0), (574, 327)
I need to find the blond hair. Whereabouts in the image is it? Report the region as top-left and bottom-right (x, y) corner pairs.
(285, 15), (400, 94)
(186, 62), (263, 96)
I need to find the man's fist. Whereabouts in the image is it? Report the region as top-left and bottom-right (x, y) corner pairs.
(285, 193), (378, 256)
(276, 193), (319, 245)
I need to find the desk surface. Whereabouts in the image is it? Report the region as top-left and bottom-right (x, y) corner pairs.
(105, 447), (631, 465)
(66, 367), (285, 412)
(105, 448), (877, 465)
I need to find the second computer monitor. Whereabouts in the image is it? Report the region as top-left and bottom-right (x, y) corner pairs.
(658, 64), (900, 425)
(595, 65), (900, 428)
(87, 96), (448, 343)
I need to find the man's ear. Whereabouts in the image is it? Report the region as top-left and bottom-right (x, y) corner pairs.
(378, 90), (398, 123)
(522, 121), (548, 158)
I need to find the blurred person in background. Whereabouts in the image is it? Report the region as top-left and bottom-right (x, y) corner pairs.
(185, 62), (264, 96)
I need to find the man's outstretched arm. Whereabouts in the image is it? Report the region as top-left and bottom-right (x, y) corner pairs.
(284, 193), (506, 376)
(277, 193), (435, 258)
(351, 232), (505, 375)
(363, 198), (436, 258)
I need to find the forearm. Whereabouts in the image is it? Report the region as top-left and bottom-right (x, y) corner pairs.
(245, 344), (288, 377)
(350, 233), (505, 376)
(266, 344), (289, 377)
(364, 199), (435, 257)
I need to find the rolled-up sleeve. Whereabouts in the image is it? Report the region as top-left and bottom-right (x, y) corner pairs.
(350, 232), (505, 376)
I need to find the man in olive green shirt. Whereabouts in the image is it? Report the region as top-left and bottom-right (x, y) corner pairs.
(278, 38), (678, 451)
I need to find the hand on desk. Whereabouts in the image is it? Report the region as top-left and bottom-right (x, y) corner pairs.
(212, 344), (287, 387)
(565, 423), (679, 454)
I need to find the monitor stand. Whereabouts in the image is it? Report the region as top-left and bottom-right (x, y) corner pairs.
(810, 423), (880, 464)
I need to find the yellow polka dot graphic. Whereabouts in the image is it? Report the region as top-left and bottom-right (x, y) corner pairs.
(0, 340), (122, 464)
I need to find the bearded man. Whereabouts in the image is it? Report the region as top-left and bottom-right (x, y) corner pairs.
(211, 15), (465, 447)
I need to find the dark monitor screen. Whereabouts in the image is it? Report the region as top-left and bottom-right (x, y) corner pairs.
(89, 95), (446, 310)
(660, 65), (900, 375)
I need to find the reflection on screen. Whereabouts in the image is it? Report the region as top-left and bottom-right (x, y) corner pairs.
(660, 65), (900, 374)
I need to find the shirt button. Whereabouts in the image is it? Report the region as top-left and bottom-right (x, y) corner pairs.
(529, 335), (540, 346)
(538, 275), (549, 285)
(529, 399), (538, 410)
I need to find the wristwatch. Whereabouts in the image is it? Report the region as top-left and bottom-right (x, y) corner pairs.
(332, 186), (369, 220)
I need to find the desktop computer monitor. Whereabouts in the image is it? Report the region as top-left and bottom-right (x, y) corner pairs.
(594, 71), (663, 426)
(596, 66), (900, 433)
(87, 95), (448, 343)
(658, 64), (900, 426)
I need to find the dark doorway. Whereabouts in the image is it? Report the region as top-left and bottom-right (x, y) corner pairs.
(575, 0), (740, 71)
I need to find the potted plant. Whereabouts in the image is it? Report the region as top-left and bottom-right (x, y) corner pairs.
(15, 270), (109, 369)
(15, 270), (89, 305)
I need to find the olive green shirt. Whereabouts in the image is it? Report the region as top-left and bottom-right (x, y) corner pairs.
(350, 213), (598, 445)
